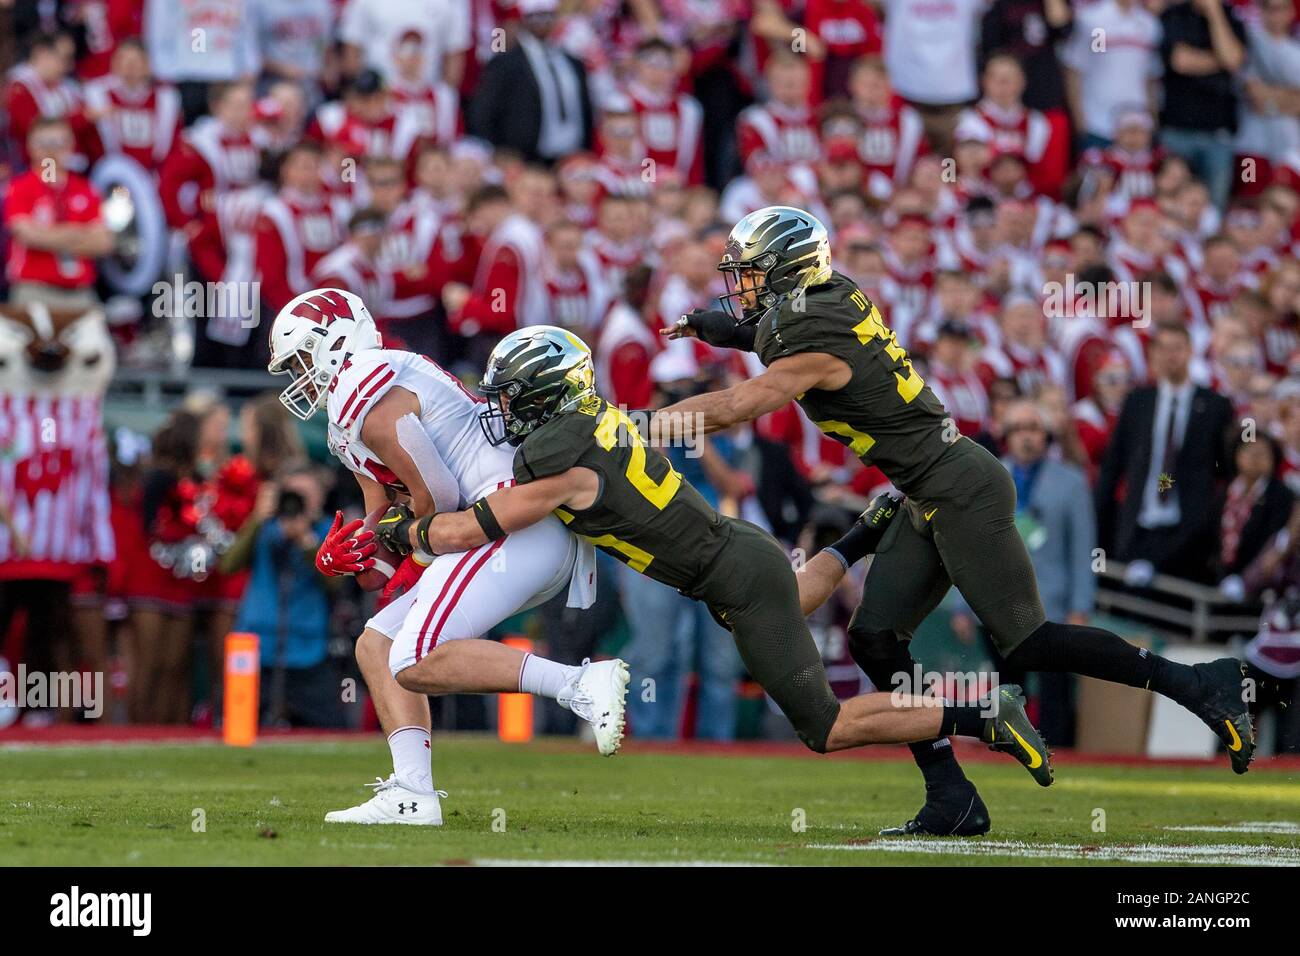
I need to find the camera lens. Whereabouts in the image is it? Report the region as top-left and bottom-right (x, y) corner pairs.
(276, 489), (306, 519)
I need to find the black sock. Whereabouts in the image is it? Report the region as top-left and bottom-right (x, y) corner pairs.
(848, 632), (972, 790)
(910, 738), (967, 788)
(1006, 620), (1200, 704)
(941, 700), (991, 741)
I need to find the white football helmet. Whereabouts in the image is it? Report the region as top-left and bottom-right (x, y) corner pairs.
(267, 288), (382, 420)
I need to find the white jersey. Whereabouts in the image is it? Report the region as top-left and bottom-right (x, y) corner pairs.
(325, 348), (514, 505)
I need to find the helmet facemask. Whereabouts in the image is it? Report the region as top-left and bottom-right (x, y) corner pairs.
(269, 333), (339, 421)
(478, 379), (532, 447)
(718, 252), (781, 323)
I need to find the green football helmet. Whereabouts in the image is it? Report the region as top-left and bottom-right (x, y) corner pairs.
(718, 205), (832, 323)
(479, 325), (597, 447)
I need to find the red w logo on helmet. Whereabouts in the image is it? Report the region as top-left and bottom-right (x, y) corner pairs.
(292, 290), (355, 326)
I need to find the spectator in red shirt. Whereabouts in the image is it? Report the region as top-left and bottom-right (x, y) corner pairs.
(5, 31), (94, 169)
(804, 0), (883, 99)
(3, 117), (113, 308)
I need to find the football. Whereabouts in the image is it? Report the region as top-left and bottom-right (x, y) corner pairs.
(354, 504), (403, 592)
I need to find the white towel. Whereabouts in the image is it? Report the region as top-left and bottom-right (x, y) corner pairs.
(565, 537), (598, 609)
(395, 413), (461, 513)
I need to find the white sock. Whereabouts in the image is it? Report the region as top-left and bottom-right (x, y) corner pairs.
(388, 725), (435, 794)
(518, 653), (581, 703)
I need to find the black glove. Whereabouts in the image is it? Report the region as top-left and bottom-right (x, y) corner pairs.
(825, 492), (904, 567)
(858, 492), (903, 542)
(677, 309), (758, 351)
(375, 503), (417, 557)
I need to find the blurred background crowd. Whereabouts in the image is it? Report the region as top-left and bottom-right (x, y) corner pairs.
(1, 0), (1300, 754)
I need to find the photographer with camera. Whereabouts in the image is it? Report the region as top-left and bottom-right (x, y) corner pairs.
(219, 465), (347, 728)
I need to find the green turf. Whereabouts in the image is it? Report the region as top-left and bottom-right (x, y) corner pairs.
(1, 737), (1298, 866)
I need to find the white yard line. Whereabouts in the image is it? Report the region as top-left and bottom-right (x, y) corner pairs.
(1164, 821), (1300, 835)
(807, 838), (1300, 866)
(468, 858), (774, 867)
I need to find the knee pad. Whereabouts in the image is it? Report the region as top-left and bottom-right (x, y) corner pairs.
(846, 624), (915, 691)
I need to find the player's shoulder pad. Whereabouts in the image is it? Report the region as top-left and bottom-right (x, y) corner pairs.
(327, 349), (401, 441)
(513, 397), (603, 484)
(756, 272), (861, 363)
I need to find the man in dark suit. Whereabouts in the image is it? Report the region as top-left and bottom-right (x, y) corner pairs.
(466, 0), (593, 165)
(1097, 322), (1235, 583)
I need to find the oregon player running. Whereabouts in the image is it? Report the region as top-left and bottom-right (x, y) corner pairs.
(656, 205), (1256, 836)
(383, 325), (1055, 781)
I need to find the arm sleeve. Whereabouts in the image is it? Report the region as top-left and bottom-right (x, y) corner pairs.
(219, 514), (266, 574)
(395, 412), (462, 513)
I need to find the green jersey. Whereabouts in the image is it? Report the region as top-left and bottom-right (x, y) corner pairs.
(513, 397), (727, 591)
(753, 270), (955, 495)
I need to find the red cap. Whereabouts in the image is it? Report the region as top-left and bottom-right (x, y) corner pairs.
(254, 97), (284, 122)
(893, 212), (931, 232)
(825, 138), (860, 164)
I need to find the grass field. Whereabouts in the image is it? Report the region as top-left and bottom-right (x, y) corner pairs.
(2, 735), (1299, 866)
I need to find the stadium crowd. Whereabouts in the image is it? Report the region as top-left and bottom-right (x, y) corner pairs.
(1, 0), (1299, 751)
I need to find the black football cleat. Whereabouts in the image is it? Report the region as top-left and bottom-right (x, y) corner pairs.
(1187, 658), (1255, 774)
(984, 684), (1054, 787)
(879, 782), (991, 836)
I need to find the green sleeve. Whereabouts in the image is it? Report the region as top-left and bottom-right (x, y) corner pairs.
(219, 515), (265, 575)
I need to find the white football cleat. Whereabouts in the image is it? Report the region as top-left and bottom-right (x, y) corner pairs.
(324, 776), (447, 825)
(559, 658), (630, 756)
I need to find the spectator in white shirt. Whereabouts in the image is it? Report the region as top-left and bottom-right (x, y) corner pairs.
(881, 0), (988, 153)
(1062, 0), (1163, 150)
(1237, 0), (1300, 166)
(338, 0), (472, 89)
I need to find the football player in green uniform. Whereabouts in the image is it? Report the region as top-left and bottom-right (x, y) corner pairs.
(377, 325), (1055, 784)
(654, 205), (1255, 835)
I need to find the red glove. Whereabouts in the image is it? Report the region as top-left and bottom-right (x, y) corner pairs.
(379, 552), (432, 607)
(315, 511), (377, 576)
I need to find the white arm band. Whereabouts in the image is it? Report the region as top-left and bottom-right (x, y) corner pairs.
(395, 412), (461, 514)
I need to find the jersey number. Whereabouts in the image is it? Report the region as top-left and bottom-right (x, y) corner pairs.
(593, 406), (681, 510)
(849, 290), (925, 404)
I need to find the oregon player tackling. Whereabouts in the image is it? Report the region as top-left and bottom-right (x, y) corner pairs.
(656, 205), (1256, 836)
(383, 325), (1057, 781)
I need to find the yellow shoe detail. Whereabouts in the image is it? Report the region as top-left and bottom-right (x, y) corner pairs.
(1007, 725), (1043, 768)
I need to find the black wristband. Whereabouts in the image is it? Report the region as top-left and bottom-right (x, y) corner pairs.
(472, 497), (507, 541)
(415, 515), (435, 553)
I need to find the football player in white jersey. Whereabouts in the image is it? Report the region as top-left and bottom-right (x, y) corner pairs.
(267, 288), (629, 826)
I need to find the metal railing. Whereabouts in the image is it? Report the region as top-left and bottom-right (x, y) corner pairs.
(106, 366), (281, 409)
(1095, 560), (1261, 644)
